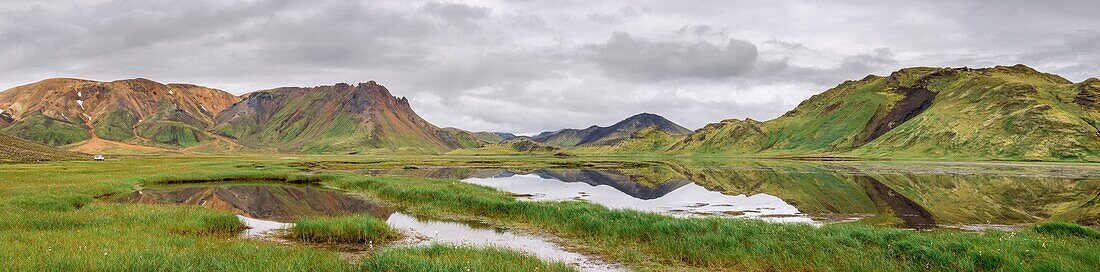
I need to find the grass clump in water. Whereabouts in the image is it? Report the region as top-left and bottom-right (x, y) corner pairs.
(1033, 222), (1100, 239)
(167, 210), (247, 235)
(361, 245), (575, 272)
(290, 215), (400, 243)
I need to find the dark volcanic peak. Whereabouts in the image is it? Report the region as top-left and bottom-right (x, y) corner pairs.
(533, 112), (691, 147)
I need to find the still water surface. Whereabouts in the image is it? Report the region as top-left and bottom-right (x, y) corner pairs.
(110, 182), (622, 271)
(364, 161), (1100, 230)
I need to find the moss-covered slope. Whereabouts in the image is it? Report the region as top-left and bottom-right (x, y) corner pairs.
(673, 65), (1100, 161)
(212, 82), (484, 153)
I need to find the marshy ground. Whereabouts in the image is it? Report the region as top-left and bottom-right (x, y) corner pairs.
(2, 155), (1099, 271)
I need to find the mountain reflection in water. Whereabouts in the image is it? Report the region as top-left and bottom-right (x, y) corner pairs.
(362, 161), (1100, 230)
(466, 171), (816, 224)
(111, 183), (392, 222)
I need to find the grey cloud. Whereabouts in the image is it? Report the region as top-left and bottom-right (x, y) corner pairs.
(586, 32), (758, 82)
(0, 0), (1097, 134)
(676, 24), (728, 38)
(587, 6), (639, 25)
(421, 1), (490, 28)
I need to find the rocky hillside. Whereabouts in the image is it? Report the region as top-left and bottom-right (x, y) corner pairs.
(672, 65), (1100, 161)
(0, 133), (86, 163)
(212, 81), (483, 153)
(534, 113), (692, 147)
(0, 78), (240, 148)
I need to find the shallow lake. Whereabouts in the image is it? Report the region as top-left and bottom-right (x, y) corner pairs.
(362, 160), (1100, 230)
(109, 182), (622, 271)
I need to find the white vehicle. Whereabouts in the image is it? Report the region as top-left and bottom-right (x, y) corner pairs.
(93, 155), (105, 161)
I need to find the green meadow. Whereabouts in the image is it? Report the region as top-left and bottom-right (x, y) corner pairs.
(1, 155), (1098, 271)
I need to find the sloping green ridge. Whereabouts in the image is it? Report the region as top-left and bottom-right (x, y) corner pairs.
(673, 65), (1100, 161)
(212, 84), (483, 154)
(0, 133), (85, 162)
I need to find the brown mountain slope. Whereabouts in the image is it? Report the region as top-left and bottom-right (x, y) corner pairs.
(0, 78), (240, 148)
(212, 81), (484, 153)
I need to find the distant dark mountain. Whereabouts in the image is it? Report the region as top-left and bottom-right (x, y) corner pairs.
(495, 132), (518, 140)
(532, 169), (692, 200)
(533, 113), (692, 147)
(472, 131), (518, 144)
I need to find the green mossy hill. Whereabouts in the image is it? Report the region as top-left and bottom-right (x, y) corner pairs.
(572, 126), (686, 154)
(94, 110), (138, 142)
(135, 121), (207, 147)
(0, 112), (90, 146)
(673, 65), (1100, 161)
(212, 82), (483, 154)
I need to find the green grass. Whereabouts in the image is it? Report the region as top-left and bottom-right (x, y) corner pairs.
(290, 215), (401, 243)
(2, 155), (1099, 271)
(328, 174), (1100, 271)
(0, 156), (572, 271)
(1034, 222), (1100, 239)
(361, 245), (575, 272)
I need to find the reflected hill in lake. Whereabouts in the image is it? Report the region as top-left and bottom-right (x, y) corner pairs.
(111, 182), (392, 222)
(358, 161), (1100, 228)
(529, 169), (692, 200)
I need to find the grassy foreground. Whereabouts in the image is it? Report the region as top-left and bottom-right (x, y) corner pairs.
(0, 156), (572, 271)
(1, 155), (1099, 271)
(326, 174), (1100, 271)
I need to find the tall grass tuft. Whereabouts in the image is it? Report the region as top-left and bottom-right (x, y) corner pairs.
(360, 245), (575, 272)
(1033, 222), (1100, 239)
(166, 209), (247, 235)
(290, 215), (400, 243)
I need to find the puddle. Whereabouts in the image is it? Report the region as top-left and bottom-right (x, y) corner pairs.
(464, 172), (819, 225)
(386, 213), (624, 272)
(109, 181), (622, 271)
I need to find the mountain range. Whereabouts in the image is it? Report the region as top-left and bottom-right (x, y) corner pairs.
(2, 64), (1099, 161)
(0, 78), (239, 151)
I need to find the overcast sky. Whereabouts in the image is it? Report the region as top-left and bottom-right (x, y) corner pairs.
(1, 1), (1098, 134)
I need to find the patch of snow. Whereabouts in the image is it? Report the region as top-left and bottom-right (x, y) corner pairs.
(199, 105), (208, 112)
(168, 90), (174, 95)
(83, 114), (92, 121)
(77, 91), (82, 98)
(138, 119), (143, 123)
(76, 100), (85, 110)
(0, 109), (4, 115)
